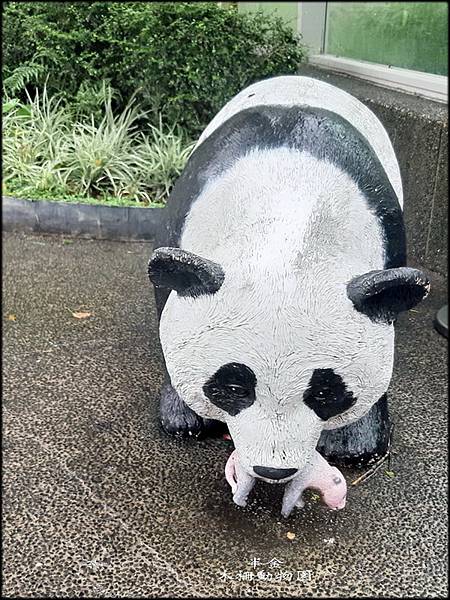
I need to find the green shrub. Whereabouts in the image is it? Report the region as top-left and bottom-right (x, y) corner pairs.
(2, 87), (195, 205)
(2, 1), (307, 138)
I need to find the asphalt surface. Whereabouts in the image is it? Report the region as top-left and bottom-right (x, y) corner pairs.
(3, 232), (448, 598)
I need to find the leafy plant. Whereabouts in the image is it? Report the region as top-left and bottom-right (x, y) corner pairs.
(2, 87), (194, 206)
(3, 59), (45, 95)
(2, 1), (307, 138)
(60, 92), (145, 197)
(2, 85), (71, 190)
(135, 118), (196, 201)
(2, 98), (22, 115)
(73, 80), (121, 123)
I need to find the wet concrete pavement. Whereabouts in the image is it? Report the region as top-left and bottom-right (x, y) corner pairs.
(3, 232), (448, 598)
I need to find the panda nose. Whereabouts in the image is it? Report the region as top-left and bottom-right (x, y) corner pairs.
(253, 466), (298, 480)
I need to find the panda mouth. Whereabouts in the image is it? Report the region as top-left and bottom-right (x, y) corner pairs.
(225, 448), (347, 517)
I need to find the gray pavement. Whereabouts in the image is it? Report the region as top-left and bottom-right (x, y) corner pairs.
(3, 231), (448, 598)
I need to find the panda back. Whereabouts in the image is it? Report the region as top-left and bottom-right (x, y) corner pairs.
(196, 76), (402, 207)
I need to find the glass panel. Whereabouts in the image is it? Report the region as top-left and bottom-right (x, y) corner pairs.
(325, 2), (448, 75)
(238, 2), (298, 33)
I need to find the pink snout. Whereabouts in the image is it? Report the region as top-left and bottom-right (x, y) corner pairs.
(308, 465), (347, 510)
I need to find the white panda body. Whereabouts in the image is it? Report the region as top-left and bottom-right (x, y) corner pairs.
(149, 76), (429, 497)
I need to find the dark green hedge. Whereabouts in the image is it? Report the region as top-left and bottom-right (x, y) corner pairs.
(2, 1), (307, 137)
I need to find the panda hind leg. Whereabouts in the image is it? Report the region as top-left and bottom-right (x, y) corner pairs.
(316, 394), (392, 467)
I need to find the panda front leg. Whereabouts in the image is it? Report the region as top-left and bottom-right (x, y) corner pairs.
(154, 285), (226, 438)
(159, 381), (203, 437)
(159, 378), (227, 439)
(316, 394), (391, 466)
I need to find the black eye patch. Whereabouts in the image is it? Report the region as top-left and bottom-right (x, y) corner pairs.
(303, 368), (356, 420)
(202, 362), (256, 416)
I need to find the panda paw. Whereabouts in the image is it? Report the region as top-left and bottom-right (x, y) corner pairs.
(159, 383), (205, 438)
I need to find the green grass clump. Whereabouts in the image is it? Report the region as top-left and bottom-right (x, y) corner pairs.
(2, 86), (195, 206)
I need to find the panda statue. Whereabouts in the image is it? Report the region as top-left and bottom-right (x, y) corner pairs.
(148, 76), (430, 517)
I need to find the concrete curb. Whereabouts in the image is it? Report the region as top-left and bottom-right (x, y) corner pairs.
(2, 196), (164, 240)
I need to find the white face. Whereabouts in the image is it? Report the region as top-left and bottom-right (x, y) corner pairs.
(159, 268), (395, 479)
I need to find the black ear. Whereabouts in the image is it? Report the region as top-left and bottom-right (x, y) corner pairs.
(347, 267), (430, 323)
(148, 247), (225, 298)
